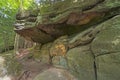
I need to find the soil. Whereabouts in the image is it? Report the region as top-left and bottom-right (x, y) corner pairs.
(14, 59), (52, 80)
(13, 49), (53, 80)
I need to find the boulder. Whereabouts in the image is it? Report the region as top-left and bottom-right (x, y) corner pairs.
(91, 15), (120, 56)
(33, 68), (77, 80)
(96, 52), (120, 80)
(91, 15), (120, 80)
(66, 45), (95, 80)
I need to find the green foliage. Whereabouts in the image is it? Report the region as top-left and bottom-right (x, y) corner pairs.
(0, 0), (17, 51)
(0, 0), (34, 52)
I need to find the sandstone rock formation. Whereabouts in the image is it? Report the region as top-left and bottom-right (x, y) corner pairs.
(13, 0), (120, 80)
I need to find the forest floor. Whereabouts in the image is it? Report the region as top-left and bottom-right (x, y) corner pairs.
(15, 58), (52, 80)
(13, 49), (53, 80)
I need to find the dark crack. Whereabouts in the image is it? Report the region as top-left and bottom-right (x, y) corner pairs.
(90, 45), (98, 80)
(82, 0), (105, 11)
(96, 51), (120, 57)
(94, 59), (97, 80)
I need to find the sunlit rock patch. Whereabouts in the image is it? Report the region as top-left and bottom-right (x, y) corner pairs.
(0, 56), (12, 80)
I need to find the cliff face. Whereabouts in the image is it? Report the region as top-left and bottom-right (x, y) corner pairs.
(13, 0), (120, 80)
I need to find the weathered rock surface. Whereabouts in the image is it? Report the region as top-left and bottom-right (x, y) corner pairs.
(63, 15), (120, 80)
(96, 52), (120, 80)
(50, 15), (120, 80)
(66, 45), (95, 80)
(13, 0), (120, 80)
(91, 0), (120, 10)
(91, 15), (120, 80)
(91, 15), (120, 56)
(14, 0), (120, 44)
(33, 68), (77, 80)
(33, 43), (52, 63)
